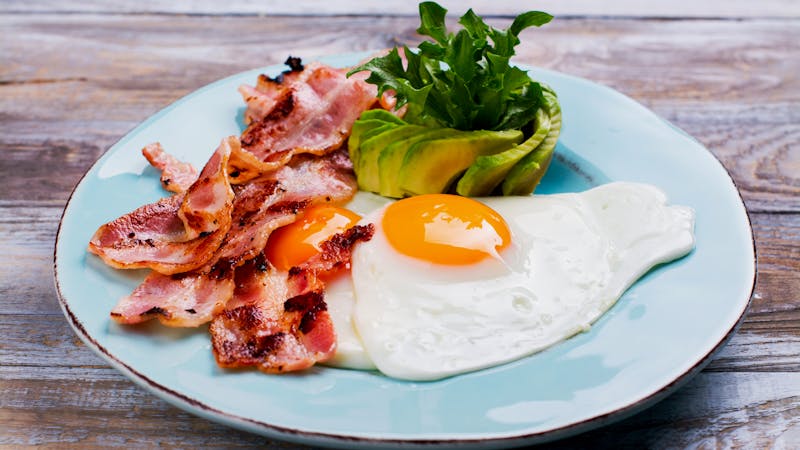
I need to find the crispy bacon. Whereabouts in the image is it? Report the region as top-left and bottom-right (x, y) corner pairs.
(110, 269), (234, 327)
(96, 56), (382, 375)
(286, 223), (376, 293)
(178, 139), (235, 240)
(88, 137), (235, 275)
(108, 154), (357, 327)
(141, 143), (198, 193)
(238, 58), (312, 125)
(209, 256), (334, 373)
(210, 225), (373, 373)
(238, 63), (379, 172)
(218, 153), (357, 266)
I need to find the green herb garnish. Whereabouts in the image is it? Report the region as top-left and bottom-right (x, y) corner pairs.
(348, 1), (553, 131)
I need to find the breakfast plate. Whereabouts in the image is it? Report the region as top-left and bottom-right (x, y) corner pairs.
(54, 52), (755, 448)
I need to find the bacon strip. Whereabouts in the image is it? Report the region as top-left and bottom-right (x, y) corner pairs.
(178, 139), (235, 240)
(142, 143), (198, 193)
(210, 225), (374, 373)
(238, 57), (311, 125)
(238, 63), (379, 172)
(88, 137), (235, 275)
(108, 153), (357, 327)
(110, 269), (234, 327)
(219, 152), (357, 266)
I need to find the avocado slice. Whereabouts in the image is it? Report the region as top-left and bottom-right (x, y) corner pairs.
(357, 124), (427, 192)
(350, 119), (388, 163)
(358, 109), (407, 125)
(501, 89), (562, 196)
(397, 129), (524, 196)
(351, 122), (400, 166)
(377, 128), (463, 198)
(456, 108), (551, 197)
(348, 112), (407, 163)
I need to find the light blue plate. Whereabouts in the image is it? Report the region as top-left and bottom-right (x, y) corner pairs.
(54, 53), (755, 448)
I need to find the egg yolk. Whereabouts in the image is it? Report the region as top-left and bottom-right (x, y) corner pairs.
(382, 194), (511, 265)
(266, 204), (361, 271)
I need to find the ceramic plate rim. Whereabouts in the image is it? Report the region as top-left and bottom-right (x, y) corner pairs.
(53, 52), (756, 448)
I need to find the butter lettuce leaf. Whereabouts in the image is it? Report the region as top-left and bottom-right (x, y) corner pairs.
(348, 1), (552, 131)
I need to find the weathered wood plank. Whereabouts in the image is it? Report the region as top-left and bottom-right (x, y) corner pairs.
(0, 205), (61, 316)
(554, 372), (800, 449)
(2, 369), (799, 448)
(1, 0), (799, 19)
(0, 375), (298, 448)
(4, 16), (797, 103)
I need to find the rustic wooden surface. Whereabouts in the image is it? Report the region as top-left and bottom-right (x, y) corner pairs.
(1, 1), (799, 448)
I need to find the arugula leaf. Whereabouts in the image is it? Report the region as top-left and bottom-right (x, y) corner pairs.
(347, 1), (553, 131)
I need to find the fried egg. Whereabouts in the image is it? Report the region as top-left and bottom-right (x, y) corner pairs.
(268, 182), (695, 380)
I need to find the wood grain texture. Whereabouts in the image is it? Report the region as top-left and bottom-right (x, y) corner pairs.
(1, 4), (799, 449)
(2, 0), (799, 18)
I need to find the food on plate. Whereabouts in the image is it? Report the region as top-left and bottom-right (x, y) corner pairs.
(107, 151), (359, 327)
(347, 2), (560, 197)
(88, 137), (235, 275)
(141, 142), (198, 193)
(86, 1), (696, 381)
(342, 184), (694, 380)
(210, 225), (375, 373)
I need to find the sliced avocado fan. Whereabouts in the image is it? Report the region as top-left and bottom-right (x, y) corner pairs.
(357, 124), (427, 192)
(378, 128), (462, 198)
(456, 107), (551, 197)
(501, 87), (561, 196)
(397, 129), (524, 196)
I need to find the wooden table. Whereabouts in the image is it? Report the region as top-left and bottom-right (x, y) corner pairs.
(2, 1), (799, 448)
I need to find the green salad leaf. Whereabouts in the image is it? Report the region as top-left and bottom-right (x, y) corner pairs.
(348, 1), (553, 131)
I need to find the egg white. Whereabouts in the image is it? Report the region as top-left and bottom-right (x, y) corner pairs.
(324, 182), (694, 380)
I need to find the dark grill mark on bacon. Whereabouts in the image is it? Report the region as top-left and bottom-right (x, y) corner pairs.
(249, 333), (286, 359)
(262, 57), (304, 85)
(185, 308), (197, 314)
(224, 304), (264, 331)
(321, 224), (375, 257)
(283, 291), (325, 312)
(266, 92), (296, 122)
(267, 199), (309, 215)
(284, 291), (327, 334)
(285, 56), (304, 72)
(209, 258), (236, 280)
(144, 306), (168, 316)
(252, 253), (269, 272)
(238, 211), (256, 228)
(288, 224), (375, 279)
